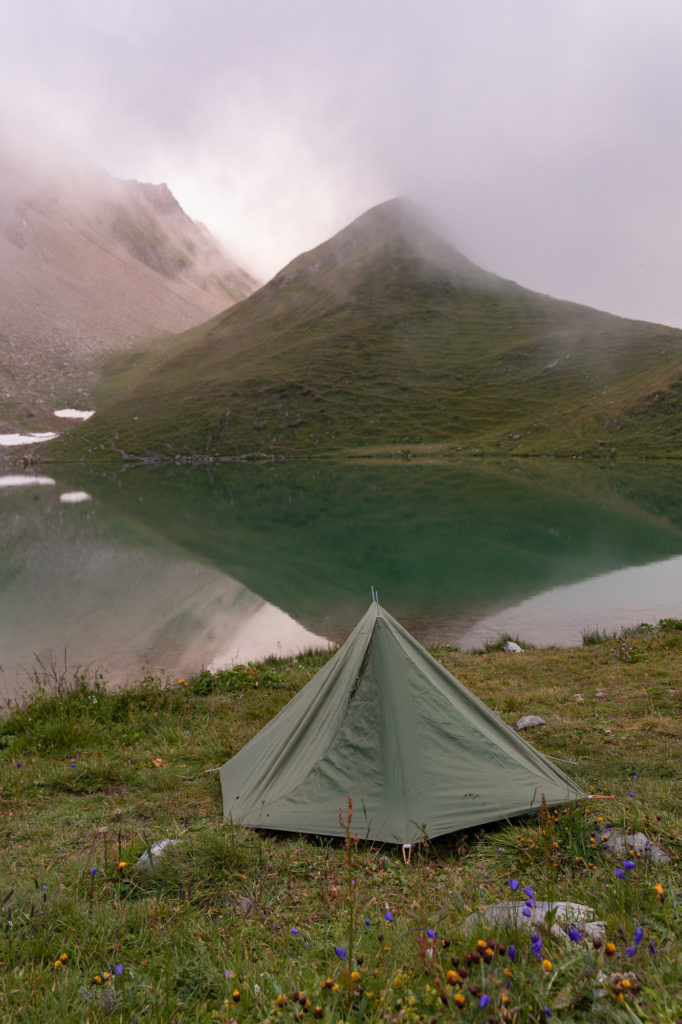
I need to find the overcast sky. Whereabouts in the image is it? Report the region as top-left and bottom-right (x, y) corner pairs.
(3, 0), (682, 326)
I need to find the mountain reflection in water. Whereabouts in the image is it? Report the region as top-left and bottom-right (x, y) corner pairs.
(2, 459), (682, 698)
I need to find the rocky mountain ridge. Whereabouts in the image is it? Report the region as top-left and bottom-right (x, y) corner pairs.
(0, 151), (259, 429)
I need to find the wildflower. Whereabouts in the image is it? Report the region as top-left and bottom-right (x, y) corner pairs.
(232, 989), (240, 1003)
(89, 867), (98, 877)
(364, 918), (371, 926)
(544, 1008), (553, 1018)
(614, 868), (625, 880)
(446, 970), (459, 985)
(522, 907), (532, 917)
(523, 886), (534, 898)
(53, 960), (63, 971)
(350, 971), (360, 983)
(605, 942), (616, 956)
(453, 992), (466, 1007)
(525, 897), (536, 908)
(476, 939), (487, 950)
(426, 928), (436, 938)
(625, 947), (636, 958)
(634, 928), (643, 946)
(649, 940), (657, 954)
(314, 1006), (323, 1018)
(42, 885), (48, 891)
(568, 928), (582, 942)
(623, 860), (635, 871)
(334, 946), (347, 960)
(384, 910), (394, 922)
(291, 927), (299, 935)
(224, 969), (231, 979)
(276, 994), (287, 1006)
(479, 993), (490, 1008)
(115, 964), (123, 975)
(541, 959), (552, 971)
(94, 974), (101, 984)
(655, 883), (664, 899)
(508, 878), (520, 891)
(629, 792), (635, 797)
(393, 975), (403, 988)
(503, 968), (513, 978)
(59, 953), (68, 963)
(507, 946), (517, 962)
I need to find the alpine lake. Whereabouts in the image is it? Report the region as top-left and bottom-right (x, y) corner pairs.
(2, 457), (682, 701)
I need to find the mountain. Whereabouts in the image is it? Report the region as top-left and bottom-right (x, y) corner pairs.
(55, 197), (682, 460)
(0, 150), (259, 430)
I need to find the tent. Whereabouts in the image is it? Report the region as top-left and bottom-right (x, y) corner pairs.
(219, 602), (585, 844)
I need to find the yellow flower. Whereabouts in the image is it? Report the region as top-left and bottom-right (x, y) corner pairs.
(605, 942), (616, 956)
(501, 992), (510, 1004)
(93, 975), (101, 984)
(53, 960), (63, 971)
(453, 992), (466, 1007)
(276, 994), (287, 1006)
(446, 969), (460, 985)
(117, 861), (127, 869)
(621, 979), (631, 989)
(655, 883), (664, 899)
(541, 959), (552, 971)
(59, 953), (68, 962)
(102, 971), (110, 980)
(476, 939), (487, 949)
(504, 968), (513, 977)
(350, 971), (360, 983)
(393, 975), (403, 988)
(332, 984), (339, 992)
(232, 989), (240, 1002)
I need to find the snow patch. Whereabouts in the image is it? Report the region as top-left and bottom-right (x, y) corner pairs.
(0, 475), (56, 488)
(60, 491), (92, 503)
(54, 409), (95, 420)
(0, 432), (58, 446)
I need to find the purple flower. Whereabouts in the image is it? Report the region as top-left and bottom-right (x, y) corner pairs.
(568, 928), (582, 943)
(42, 885), (48, 892)
(522, 907), (532, 917)
(634, 928), (643, 946)
(426, 928), (437, 939)
(614, 868), (625, 880)
(623, 860), (635, 871)
(89, 867), (98, 877)
(631, 774), (638, 780)
(224, 969), (231, 979)
(544, 1008), (553, 1018)
(649, 940), (657, 954)
(364, 918), (371, 926)
(115, 964), (123, 976)
(507, 945), (517, 962)
(334, 946), (347, 960)
(384, 910), (394, 923)
(290, 927), (299, 935)
(479, 994), (490, 1008)
(525, 898), (536, 908)
(508, 879), (520, 891)
(625, 946), (636, 958)
(523, 886), (534, 898)
(629, 791), (635, 797)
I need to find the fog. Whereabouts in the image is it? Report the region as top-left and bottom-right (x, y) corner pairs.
(3, 0), (682, 326)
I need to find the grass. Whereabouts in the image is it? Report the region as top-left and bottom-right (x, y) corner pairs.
(0, 629), (679, 1022)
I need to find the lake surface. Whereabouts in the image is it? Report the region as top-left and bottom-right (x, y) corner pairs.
(2, 459), (682, 700)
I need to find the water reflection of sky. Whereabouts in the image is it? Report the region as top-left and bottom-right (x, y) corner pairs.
(460, 554), (682, 649)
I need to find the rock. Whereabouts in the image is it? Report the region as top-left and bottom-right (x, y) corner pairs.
(595, 691), (605, 698)
(465, 900), (606, 942)
(504, 641), (523, 653)
(515, 715), (546, 730)
(599, 828), (671, 864)
(135, 838), (181, 875)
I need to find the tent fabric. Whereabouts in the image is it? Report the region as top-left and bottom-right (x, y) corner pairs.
(220, 603), (585, 844)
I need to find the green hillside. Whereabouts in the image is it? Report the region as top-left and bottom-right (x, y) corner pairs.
(52, 198), (682, 461)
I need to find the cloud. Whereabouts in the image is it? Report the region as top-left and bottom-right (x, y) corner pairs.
(2, 0), (682, 324)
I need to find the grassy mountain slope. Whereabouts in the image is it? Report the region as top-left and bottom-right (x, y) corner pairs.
(56, 198), (682, 460)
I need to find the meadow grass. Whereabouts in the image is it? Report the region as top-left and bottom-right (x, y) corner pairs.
(0, 630), (679, 1022)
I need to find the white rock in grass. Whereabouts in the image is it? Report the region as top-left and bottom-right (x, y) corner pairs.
(504, 641), (523, 653)
(465, 900), (606, 941)
(515, 715), (546, 730)
(599, 828), (671, 864)
(135, 838), (181, 874)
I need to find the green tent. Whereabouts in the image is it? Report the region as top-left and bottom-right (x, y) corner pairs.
(220, 603), (585, 844)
